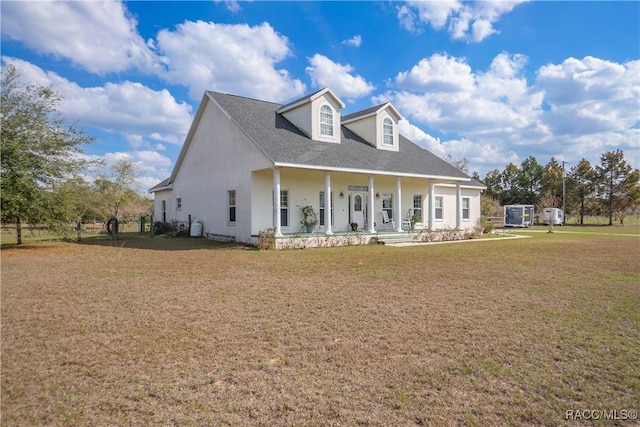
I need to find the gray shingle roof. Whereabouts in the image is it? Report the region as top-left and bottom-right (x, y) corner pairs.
(342, 103), (385, 122)
(208, 91), (476, 182)
(149, 177), (171, 192)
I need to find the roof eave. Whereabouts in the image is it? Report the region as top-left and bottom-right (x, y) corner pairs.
(342, 102), (403, 125)
(273, 162), (471, 182)
(277, 87), (345, 114)
(149, 183), (173, 193)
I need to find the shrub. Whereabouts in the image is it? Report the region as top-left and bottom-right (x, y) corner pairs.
(153, 221), (173, 235)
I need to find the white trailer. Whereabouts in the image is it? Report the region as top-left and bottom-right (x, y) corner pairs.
(504, 204), (534, 228)
(542, 208), (564, 225)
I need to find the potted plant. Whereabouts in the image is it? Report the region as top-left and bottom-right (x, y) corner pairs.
(410, 214), (420, 230)
(350, 222), (358, 231)
(300, 205), (318, 233)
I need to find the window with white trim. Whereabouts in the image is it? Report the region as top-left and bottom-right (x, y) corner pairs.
(228, 190), (236, 223)
(413, 195), (422, 221)
(382, 193), (393, 221)
(319, 191), (334, 226)
(161, 200), (167, 222)
(319, 105), (334, 138)
(462, 197), (470, 220)
(382, 117), (393, 145)
(176, 197), (182, 211)
(435, 196), (443, 220)
(280, 190), (289, 227)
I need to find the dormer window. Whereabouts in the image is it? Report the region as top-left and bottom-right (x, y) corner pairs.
(320, 105), (334, 138)
(383, 117), (393, 145)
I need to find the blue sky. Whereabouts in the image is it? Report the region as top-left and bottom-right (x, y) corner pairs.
(2, 1), (638, 191)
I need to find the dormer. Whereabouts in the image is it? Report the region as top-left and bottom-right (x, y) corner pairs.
(277, 88), (345, 143)
(342, 102), (403, 152)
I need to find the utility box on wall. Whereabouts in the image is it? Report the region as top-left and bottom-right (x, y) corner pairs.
(504, 205), (534, 228)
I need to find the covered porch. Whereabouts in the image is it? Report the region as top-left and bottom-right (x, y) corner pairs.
(266, 165), (472, 237)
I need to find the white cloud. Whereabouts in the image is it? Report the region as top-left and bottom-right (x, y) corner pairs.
(0, 1), (162, 74)
(102, 150), (174, 192)
(3, 57), (192, 146)
(392, 52), (545, 139)
(395, 53), (475, 92)
(399, 0), (529, 42)
(398, 120), (446, 156)
(536, 56), (640, 135)
(386, 52), (638, 176)
(155, 21), (305, 102)
(306, 54), (375, 100)
(398, 1), (461, 33)
(397, 119), (517, 174)
(214, 0), (244, 13)
(342, 35), (362, 47)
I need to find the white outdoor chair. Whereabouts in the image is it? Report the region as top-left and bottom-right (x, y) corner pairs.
(382, 211), (395, 229)
(402, 209), (412, 230)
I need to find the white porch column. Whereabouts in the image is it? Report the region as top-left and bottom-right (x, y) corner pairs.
(395, 177), (403, 232)
(368, 175), (376, 233)
(274, 168), (282, 236)
(456, 182), (462, 230)
(324, 172), (333, 235)
(428, 181), (435, 231)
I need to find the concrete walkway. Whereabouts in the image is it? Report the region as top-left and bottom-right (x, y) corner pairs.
(512, 229), (639, 237)
(386, 234), (529, 247)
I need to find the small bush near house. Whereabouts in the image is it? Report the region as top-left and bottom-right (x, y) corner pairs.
(257, 228), (276, 250)
(153, 221), (173, 235)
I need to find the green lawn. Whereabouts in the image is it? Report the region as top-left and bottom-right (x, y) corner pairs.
(2, 232), (639, 426)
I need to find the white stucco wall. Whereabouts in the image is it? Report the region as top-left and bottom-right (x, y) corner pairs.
(280, 104), (311, 138)
(343, 115), (376, 147)
(153, 189), (174, 223)
(248, 170), (482, 234)
(432, 184), (482, 230)
(168, 98), (272, 242)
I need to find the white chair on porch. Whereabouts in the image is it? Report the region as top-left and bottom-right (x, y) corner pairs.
(382, 211), (395, 229)
(402, 209), (412, 230)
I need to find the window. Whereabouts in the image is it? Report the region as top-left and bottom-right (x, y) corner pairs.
(382, 193), (393, 221)
(319, 105), (334, 137)
(176, 197), (182, 211)
(280, 190), (289, 227)
(319, 191), (334, 226)
(382, 117), (393, 145)
(413, 195), (422, 222)
(462, 197), (470, 220)
(161, 200), (167, 222)
(435, 196), (443, 220)
(228, 190), (236, 223)
(354, 195), (362, 212)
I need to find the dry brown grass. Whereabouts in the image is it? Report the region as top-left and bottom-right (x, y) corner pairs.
(2, 233), (639, 426)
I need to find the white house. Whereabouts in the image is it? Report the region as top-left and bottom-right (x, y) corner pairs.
(150, 88), (485, 247)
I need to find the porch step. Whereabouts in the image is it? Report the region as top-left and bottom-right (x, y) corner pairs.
(376, 233), (416, 245)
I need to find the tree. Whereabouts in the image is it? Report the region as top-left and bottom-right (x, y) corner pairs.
(596, 149), (640, 225)
(500, 163), (520, 205)
(516, 155), (544, 205)
(442, 154), (470, 174)
(94, 160), (138, 219)
(568, 159), (596, 225)
(541, 158), (564, 206)
(482, 169), (503, 201)
(1, 64), (95, 244)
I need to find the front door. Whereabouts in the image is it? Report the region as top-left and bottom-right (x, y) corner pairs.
(350, 193), (367, 230)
